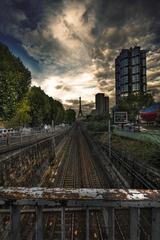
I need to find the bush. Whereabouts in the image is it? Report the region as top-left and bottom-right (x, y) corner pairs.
(87, 120), (107, 132)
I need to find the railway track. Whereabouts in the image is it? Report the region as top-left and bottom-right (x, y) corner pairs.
(0, 122), (157, 239)
(101, 143), (158, 189)
(41, 124), (109, 239)
(92, 135), (155, 240)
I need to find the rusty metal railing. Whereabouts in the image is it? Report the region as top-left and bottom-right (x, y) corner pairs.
(0, 187), (160, 240)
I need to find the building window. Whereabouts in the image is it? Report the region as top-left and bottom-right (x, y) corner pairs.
(132, 74), (139, 83)
(132, 66), (139, 74)
(124, 67), (128, 75)
(124, 76), (128, 83)
(122, 58), (128, 66)
(132, 48), (140, 57)
(124, 84), (128, 92)
(132, 57), (139, 65)
(132, 83), (140, 91)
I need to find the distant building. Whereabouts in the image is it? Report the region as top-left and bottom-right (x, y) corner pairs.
(104, 96), (109, 114)
(95, 93), (109, 115)
(115, 46), (147, 106)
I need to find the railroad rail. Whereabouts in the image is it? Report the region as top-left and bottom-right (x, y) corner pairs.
(0, 187), (160, 240)
(102, 143), (160, 189)
(40, 125), (109, 239)
(0, 123), (159, 240)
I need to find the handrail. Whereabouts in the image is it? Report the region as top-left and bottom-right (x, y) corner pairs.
(0, 187), (160, 206)
(0, 188), (160, 240)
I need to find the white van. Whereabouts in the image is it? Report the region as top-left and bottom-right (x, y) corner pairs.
(0, 128), (14, 138)
(0, 128), (7, 138)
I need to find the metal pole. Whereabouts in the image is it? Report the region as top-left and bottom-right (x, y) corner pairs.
(152, 208), (160, 240)
(20, 132), (22, 145)
(6, 132), (10, 146)
(51, 120), (54, 134)
(130, 208), (140, 240)
(103, 209), (109, 237)
(10, 205), (21, 240)
(61, 207), (65, 240)
(108, 208), (115, 240)
(86, 208), (89, 240)
(36, 206), (43, 240)
(108, 117), (111, 158)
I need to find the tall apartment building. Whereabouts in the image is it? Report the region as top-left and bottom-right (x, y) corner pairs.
(95, 93), (109, 115)
(115, 46), (147, 106)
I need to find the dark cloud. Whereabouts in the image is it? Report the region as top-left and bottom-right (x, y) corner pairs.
(0, 0), (160, 109)
(55, 84), (72, 91)
(55, 85), (63, 90)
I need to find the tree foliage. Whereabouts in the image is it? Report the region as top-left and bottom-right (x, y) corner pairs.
(118, 93), (154, 122)
(0, 43), (31, 120)
(7, 86), (66, 127)
(0, 43), (71, 127)
(7, 98), (31, 128)
(65, 109), (76, 124)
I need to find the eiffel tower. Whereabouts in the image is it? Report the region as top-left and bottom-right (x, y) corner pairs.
(78, 97), (83, 118)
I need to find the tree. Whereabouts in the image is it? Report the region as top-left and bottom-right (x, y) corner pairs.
(0, 43), (31, 120)
(7, 98), (31, 128)
(27, 86), (65, 127)
(27, 87), (49, 126)
(54, 100), (65, 124)
(118, 93), (154, 122)
(65, 109), (76, 124)
(0, 43), (67, 126)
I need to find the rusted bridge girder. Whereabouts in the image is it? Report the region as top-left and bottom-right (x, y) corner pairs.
(0, 188), (160, 240)
(0, 187), (160, 203)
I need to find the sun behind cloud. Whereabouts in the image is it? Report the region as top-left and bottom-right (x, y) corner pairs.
(32, 72), (98, 106)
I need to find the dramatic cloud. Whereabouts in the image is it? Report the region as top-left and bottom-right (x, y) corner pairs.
(0, 0), (160, 112)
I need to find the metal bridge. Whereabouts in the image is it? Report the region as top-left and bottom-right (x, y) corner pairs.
(0, 188), (160, 240)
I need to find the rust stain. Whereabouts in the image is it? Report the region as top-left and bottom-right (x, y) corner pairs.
(0, 188), (160, 202)
(139, 189), (160, 200)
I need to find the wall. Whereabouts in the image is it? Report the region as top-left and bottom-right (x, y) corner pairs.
(0, 137), (56, 187)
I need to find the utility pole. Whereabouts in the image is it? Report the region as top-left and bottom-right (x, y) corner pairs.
(51, 120), (54, 134)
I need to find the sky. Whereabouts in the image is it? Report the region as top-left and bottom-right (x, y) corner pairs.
(0, 0), (160, 112)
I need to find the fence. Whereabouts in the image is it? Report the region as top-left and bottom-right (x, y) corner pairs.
(0, 187), (159, 240)
(0, 127), (67, 152)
